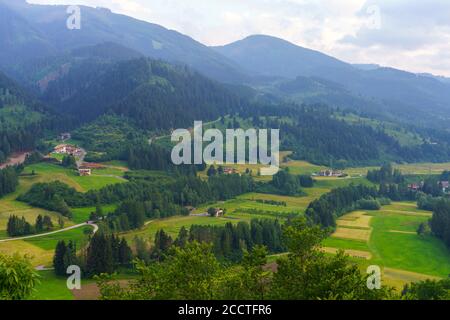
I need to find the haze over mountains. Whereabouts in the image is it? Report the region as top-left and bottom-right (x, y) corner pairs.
(1, 0), (450, 129)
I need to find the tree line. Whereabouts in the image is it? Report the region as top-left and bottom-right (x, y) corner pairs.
(7, 214), (56, 237)
(142, 219), (285, 263)
(53, 233), (133, 277)
(19, 174), (255, 231)
(430, 199), (450, 248)
(306, 184), (379, 228)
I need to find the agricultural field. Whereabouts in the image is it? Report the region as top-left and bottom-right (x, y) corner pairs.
(345, 162), (450, 177)
(0, 225), (93, 267)
(323, 202), (450, 289)
(0, 160), (123, 267)
(22, 163), (127, 192)
(127, 174), (375, 246)
(2, 156), (450, 299)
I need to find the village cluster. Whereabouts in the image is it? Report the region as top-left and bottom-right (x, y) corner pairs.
(408, 181), (450, 194)
(313, 169), (347, 178)
(53, 140), (105, 177)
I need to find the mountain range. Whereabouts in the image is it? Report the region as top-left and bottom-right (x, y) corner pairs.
(1, 0), (450, 130)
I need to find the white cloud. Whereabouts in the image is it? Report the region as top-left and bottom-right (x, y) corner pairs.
(27, 0), (450, 76)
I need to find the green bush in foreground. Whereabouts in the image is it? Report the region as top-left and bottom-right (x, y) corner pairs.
(0, 253), (40, 300)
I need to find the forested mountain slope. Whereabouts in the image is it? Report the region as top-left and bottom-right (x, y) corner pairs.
(215, 35), (450, 128)
(0, 0), (247, 84)
(0, 72), (54, 163)
(43, 58), (247, 129)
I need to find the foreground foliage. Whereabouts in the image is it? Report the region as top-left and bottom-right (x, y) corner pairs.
(0, 253), (40, 300)
(96, 218), (394, 300)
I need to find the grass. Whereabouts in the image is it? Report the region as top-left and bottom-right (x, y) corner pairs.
(24, 226), (92, 250)
(122, 215), (238, 242)
(345, 162), (450, 176)
(22, 163), (126, 192)
(71, 204), (118, 224)
(323, 237), (370, 252)
(369, 209), (450, 278)
(324, 202), (450, 289)
(100, 160), (129, 170)
(0, 162), (125, 234)
(0, 171), (74, 235)
(0, 225), (93, 267)
(281, 160), (326, 175)
(29, 271), (74, 300)
(335, 112), (424, 147)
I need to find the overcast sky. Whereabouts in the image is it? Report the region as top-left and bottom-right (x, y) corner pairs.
(29, 0), (450, 76)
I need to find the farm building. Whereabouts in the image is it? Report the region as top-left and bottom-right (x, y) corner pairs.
(440, 181), (449, 193)
(78, 168), (92, 176)
(59, 132), (71, 141)
(209, 208), (224, 217)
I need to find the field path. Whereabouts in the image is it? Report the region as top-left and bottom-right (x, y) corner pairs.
(0, 222), (98, 243)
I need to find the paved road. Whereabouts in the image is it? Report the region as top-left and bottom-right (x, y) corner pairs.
(0, 222), (98, 243)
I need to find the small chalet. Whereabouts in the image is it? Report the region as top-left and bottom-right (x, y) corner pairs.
(212, 208), (224, 217)
(59, 133), (71, 141)
(78, 168), (92, 176)
(440, 181), (449, 193)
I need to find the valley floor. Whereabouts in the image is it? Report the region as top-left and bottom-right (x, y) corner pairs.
(1, 158), (449, 299)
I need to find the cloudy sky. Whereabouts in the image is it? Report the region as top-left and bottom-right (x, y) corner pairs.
(29, 0), (450, 76)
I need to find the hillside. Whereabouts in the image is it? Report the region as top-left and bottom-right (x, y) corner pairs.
(42, 58), (247, 128)
(0, 71), (52, 163)
(213, 35), (354, 79)
(215, 35), (450, 129)
(0, 0), (247, 84)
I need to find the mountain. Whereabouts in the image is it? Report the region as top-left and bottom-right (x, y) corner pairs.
(215, 35), (450, 128)
(42, 58), (247, 128)
(352, 64), (381, 71)
(0, 0), (247, 84)
(213, 35), (354, 79)
(8, 42), (144, 92)
(0, 1), (56, 68)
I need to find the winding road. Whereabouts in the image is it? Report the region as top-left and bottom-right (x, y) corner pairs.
(0, 222), (98, 243)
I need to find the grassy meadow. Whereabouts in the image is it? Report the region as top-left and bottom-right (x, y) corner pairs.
(324, 202), (450, 289)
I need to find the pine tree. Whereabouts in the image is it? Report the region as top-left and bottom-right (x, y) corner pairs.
(35, 215), (44, 233)
(118, 238), (133, 265)
(53, 241), (67, 276)
(43, 216), (53, 231)
(175, 226), (189, 248)
(86, 233), (114, 276)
